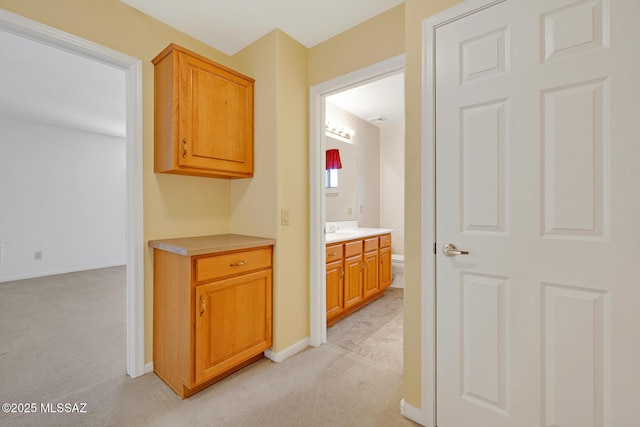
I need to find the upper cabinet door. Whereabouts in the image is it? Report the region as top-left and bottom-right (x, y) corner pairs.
(153, 44), (254, 179)
(178, 51), (253, 175)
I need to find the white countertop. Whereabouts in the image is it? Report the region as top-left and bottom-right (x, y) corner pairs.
(325, 227), (393, 244)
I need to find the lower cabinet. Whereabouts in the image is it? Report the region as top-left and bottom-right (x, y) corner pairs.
(326, 233), (392, 326)
(379, 246), (392, 289)
(152, 240), (273, 399)
(344, 253), (364, 309)
(326, 259), (344, 319)
(194, 269), (272, 384)
(363, 237), (380, 299)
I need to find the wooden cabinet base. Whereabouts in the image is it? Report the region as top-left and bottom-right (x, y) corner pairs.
(155, 352), (264, 399)
(325, 233), (391, 327)
(149, 234), (274, 400)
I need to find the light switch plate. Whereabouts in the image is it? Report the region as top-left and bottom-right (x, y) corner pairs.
(281, 209), (290, 226)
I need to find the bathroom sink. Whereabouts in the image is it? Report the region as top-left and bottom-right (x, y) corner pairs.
(325, 227), (393, 243)
(332, 228), (362, 235)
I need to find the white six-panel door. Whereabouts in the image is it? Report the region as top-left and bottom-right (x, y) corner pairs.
(434, 0), (640, 425)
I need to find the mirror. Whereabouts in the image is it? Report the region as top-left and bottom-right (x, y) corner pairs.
(325, 135), (357, 221)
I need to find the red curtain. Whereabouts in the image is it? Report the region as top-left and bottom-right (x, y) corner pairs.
(326, 149), (342, 170)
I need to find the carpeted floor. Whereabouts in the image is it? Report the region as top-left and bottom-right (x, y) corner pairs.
(0, 267), (416, 427)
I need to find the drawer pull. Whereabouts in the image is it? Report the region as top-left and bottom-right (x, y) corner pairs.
(328, 252), (337, 257)
(200, 295), (206, 317)
(230, 260), (247, 267)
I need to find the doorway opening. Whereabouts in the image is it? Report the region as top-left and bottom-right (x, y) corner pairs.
(309, 55), (405, 349)
(0, 9), (144, 378)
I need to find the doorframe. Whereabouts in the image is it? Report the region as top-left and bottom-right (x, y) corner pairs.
(308, 55), (404, 347)
(421, 0), (505, 425)
(0, 9), (145, 378)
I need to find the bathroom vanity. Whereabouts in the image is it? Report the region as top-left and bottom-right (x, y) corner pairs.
(325, 228), (392, 326)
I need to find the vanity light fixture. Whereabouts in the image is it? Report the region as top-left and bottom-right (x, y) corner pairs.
(325, 121), (356, 142)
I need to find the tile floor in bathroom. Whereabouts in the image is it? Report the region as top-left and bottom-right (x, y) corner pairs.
(326, 286), (403, 373)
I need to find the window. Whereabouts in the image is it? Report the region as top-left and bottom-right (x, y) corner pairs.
(326, 169), (338, 188)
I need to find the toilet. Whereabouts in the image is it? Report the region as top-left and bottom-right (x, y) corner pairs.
(391, 254), (404, 288)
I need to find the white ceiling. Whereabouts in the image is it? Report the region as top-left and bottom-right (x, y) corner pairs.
(327, 72), (404, 128)
(121, 0), (404, 56)
(1, 1), (405, 138)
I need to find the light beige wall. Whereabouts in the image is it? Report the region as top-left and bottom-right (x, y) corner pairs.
(273, 30), (310, 350)
(325, 102), (380, 225)
(231, 32), (278, 240)
(308, 4), (405, 87)
(231, 29), (310, 351)
(380, 124), (405, 256)
(0, 0), (242, 362)
(403, 0), (465, 409)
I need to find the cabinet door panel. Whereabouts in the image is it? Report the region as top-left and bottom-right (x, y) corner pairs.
(379, 246), (392, 289)
(344, 254), (363, 309)
(326, 260), (344, 320)
(195, 270), (272, 384)
(363, 250), (379, 299)
(178, 52), (253, 175)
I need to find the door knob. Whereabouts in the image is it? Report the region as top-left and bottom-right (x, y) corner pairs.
(442, 243), (469, 257)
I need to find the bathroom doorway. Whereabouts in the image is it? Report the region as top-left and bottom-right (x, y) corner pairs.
(309, 55), (405, 350)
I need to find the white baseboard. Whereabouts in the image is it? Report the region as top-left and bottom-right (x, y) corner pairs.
(401, 399), (425, 426)
(0, 262), (126, 283)
(144, 338), (309, 375)
(264, 337), (310, 363)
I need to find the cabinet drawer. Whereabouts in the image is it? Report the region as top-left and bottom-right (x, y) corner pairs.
(364, 237), (378, 252)
(195, 248), (271, 283)
(344, 240), (363, 257)
(379, 234), (392, 248)
(326, 244), (343, 263)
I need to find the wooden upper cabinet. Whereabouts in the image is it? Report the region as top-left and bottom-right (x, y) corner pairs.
(152, 44), (254, 178)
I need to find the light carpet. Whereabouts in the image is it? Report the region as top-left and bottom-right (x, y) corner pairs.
(0, 267), (416, 426)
